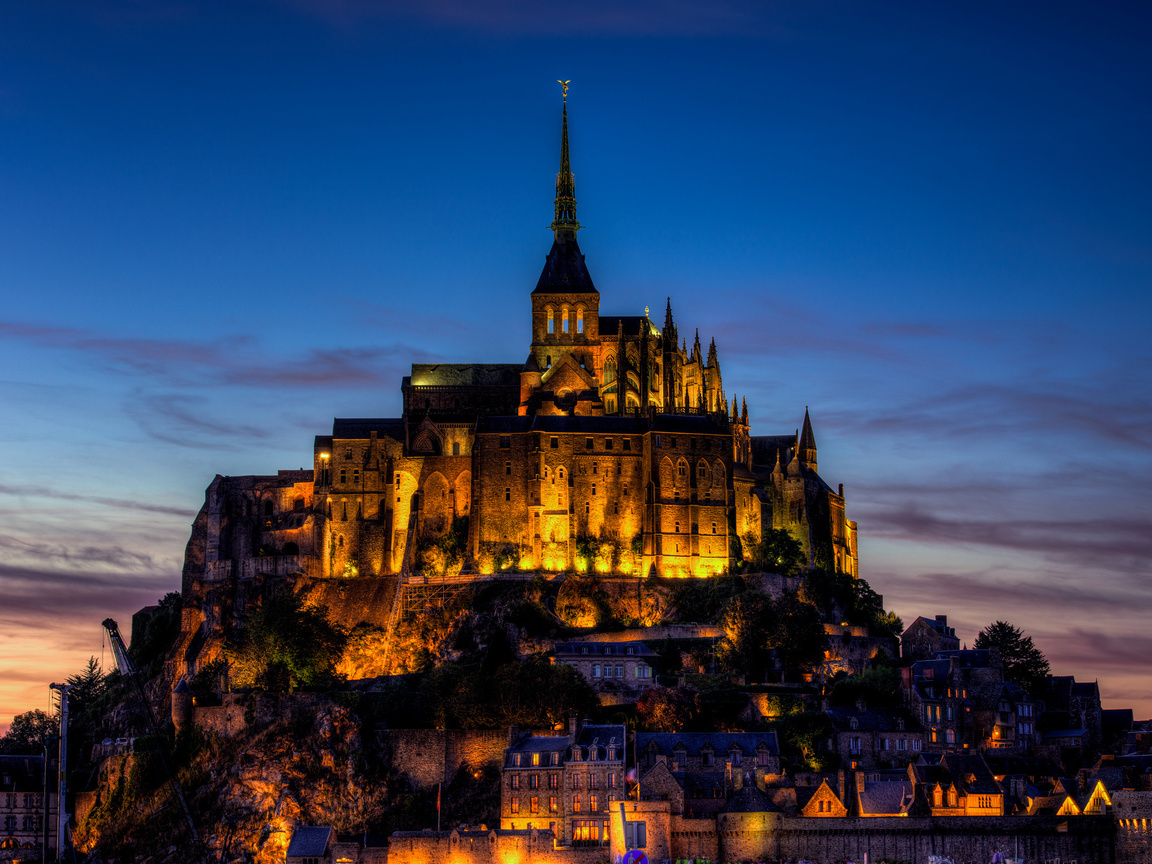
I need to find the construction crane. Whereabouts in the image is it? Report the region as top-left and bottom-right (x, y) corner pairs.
(100, 618), (203, 858)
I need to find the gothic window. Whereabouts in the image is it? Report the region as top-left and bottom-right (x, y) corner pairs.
(453, 442), (460, 456)
(677, 460), (687, 477)
(697, 462), (706, 478)
(547, 308), (555, 335)
(577, 307), (584, 334)
(562, 306), (570, 334)
(603, 357), (616, 388)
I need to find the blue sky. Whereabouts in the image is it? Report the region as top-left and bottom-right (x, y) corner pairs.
(2, 0), (1150, 729)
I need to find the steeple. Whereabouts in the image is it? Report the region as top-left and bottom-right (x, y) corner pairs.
(693, 329), (701, 362)
(550, 84), (580, 243)
(663, 298), (677, 346)
(799, 406), (817, 471)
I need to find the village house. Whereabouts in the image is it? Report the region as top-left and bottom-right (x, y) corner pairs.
(552, 642), (658, 699)
(900, 615), (960, 660)
(500, 719), (625, 846)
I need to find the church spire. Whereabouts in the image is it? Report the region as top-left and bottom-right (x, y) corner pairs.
(551, 82), (580, 243)
(799, 406), (817, 471)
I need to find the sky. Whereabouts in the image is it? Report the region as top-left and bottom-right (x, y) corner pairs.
(2, 0), (1150, 732)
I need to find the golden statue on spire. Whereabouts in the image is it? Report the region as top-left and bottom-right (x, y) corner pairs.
(558, 79), (570, 99)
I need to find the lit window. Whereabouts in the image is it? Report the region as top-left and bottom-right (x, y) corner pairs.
(562, 307), (570, 334)
(511, 797), (519, 813)
(547, 309), (554, 334)
(577, 308), (584, 334)
(532, 753), (540, 767)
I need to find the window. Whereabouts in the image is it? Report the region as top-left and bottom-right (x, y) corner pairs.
(562, 307), (570, 334)
(586, 438), (594, 450)
(549, 774), (558, 789)
(702, 752), (714, 767)
(511, 797), (520, 813)
(506, 461), (512, 475)
(592, 664), (601, 678)
(758, 750), (770, 767)
(505, 488), (511, 502)
(913, 739), (921, 751)
(511, 775), (520, 789)
(677, 461), (686, 477)
(530, 797), (539, 814)
(353, 469), (360, 484)
(572, 771), (581, 786)
(513, 754), (522, 767)
(453, 441), (460, 455)
(589, 771), (598, 787)
(500, 436), (511, 448)
(609, 772), (617, 788)
(590, 794), (598, 812)
(881, 738), (890, 751)
(674, 521), (680, 533)
(532, 753), (540, 767)
(547, 309), (554, 334)
(897, 738), (907, 751)
(550, 796), (558, 813)
(946, 729), (956, 744)
(573, 795), (581, 813)
(551, 752), (559, 766)
(605, 438), (613, 450)
(339, 469), (347, 484)
(711, 522), (717, 534)
(592, 462), (598, 474)
(551, 436), (559, 449)
(577, 308), (584, 333)
(616, 665), (623, 677)
(623, 438), (631, 451)
(849, 737), (861, 754)
(654, 435), (662, 448)
(697, 463), (706, 477)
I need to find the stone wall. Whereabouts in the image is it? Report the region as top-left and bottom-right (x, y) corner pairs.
(1113, 791), (1152, 864)
(388, 829), (604, 864)
(768, 815), (1114, 864)
(376, 729), (510, 789)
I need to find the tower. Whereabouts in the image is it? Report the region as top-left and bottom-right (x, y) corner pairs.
(525, 85), (602, 415)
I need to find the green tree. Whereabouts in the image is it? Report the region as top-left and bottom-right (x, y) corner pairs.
(66, 656), (109, 716)
(744, 528), (806, 576)
(637, 686), (699, 731)
(0, 710), (57, 754)
(718, 591), (826, 681)
(974, 621), (1050, 694)
(492, 655), (599, 728)
(226, 592), (348, 691)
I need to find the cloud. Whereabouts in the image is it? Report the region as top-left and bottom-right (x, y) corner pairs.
(0, 535), (161, 573)
(861, 507), (1152, 575)
(0, 319), (416, 392)
(0, 483), (195, 518)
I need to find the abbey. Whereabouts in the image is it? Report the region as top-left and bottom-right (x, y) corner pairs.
(180, 96), (857, 591)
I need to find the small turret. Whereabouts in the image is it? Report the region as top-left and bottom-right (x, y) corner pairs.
(741, 397), (748, 426)
(520, 352), (542, 415)
(693, 329), (701, 362)
(799, 406), (817, 472)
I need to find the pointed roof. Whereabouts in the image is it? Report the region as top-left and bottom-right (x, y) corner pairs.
(800, 407), (817, 452)
(550, 91), (580, 242)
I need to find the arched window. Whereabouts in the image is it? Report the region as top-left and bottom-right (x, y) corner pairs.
(547, 307), (555, 335)
(264, 500), (274, 516)
(576, 307), (584, 334)
(677, 460), (687, 477)
(603, 356), (617, 389)
(562, 306), (570, 334)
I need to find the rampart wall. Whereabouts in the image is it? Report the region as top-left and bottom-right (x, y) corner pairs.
(376, 729), (510, 789)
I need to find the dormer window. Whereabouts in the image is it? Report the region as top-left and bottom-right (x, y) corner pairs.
(581, 646), (589, 655)
(849, 717), (859, 730)
(626, 646), (635, 655)
(603, 647), (611, 655)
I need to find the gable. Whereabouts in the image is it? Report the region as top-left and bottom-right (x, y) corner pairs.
(540, 355), (596, 393)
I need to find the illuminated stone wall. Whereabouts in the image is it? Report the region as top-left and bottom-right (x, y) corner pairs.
(388, 829), (604, 864)
(376, 729), (510, 790)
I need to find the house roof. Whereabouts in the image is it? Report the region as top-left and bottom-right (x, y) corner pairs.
(825, 706), (922, 733)
(858, 780), (915, 816)
(407, 363), (523, 388)
(507, 735), (570, 756)
(637, 731), (780, 757)
(720, 782), (778, 813)
(554, 641), (657, 658)
(331, 418), (406, 440)
(286, 826), (333, 858)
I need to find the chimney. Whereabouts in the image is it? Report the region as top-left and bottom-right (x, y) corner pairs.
(568, 716), (580, 743)
(838, 769), (847, 806)
(509, 725), (522, 747)
(935, 615), (948, 626)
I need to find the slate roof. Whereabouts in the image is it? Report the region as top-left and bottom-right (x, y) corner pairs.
(533, 238), (598, 295)
(574, 724), (626, 750)
(507, 735), (570, 758)
(286, 826), (333, 858)
(407, 364), (523, 388)
(554, 641), (657, 658)
(859, 780), (916, 816)
(637, 731), (780, 757)
(0, 756), (45, 791)
(476, 415), (647, 435)
(825, 706), (922, 733)
(720, 782), (778, 813)
(331, 418), (406, 440)
(599, 316), (658, 337)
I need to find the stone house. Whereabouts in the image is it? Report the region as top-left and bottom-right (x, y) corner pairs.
(822, 704), (925, 770)
(634, 732), (781, 818)
(0, 755), (56, 861)
(500, 720), (625, 846)
(552, 642), (657, 698)
(900, 615), (959, 661)
(909, 752), (1006, 816)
